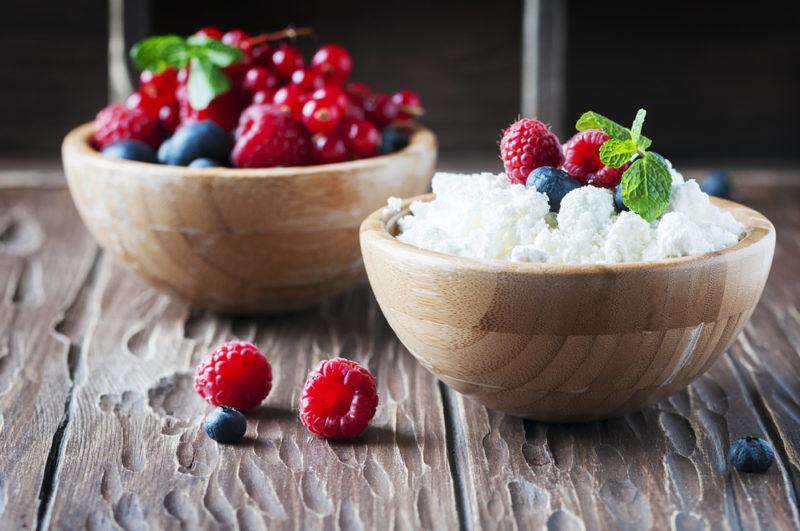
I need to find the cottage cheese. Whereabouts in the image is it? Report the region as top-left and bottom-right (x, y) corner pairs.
(390, 167), (744, 264)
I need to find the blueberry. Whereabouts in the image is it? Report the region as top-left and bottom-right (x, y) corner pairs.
(614, 186), (628, 211)
(157, 138), (173, 164)
(379, 127), (409, 154)
(160, 121), (233, 166)
(525, 166), (581, 212)
(188, 158), (223, 168)
(728, 436), (774, 473)
(699, 171), (731, 199)
(204, 406), (247, 444)
(102, 140), (157, 163)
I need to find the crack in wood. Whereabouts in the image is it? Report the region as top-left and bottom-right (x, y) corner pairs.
(440, 382), (472, 531)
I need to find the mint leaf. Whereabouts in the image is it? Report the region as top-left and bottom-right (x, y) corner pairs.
(630, 108), (646, 144)
(186, 35), (244, 67)
(187, 56), (230, 110)
(576, 111), (652, 150)
(599, 139), (638, 168)
(130, 35), (188, 72)
(621, 152), (672, 222)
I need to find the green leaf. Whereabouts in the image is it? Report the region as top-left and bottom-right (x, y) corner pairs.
(621, 152), (672, 222)
(576, 111), (652, 150)
(186, 35), (244, 67)
(130, 35), (188, 72)
(630, 108), (646, 144)
(187, 56), (231, 110)
(599, 139), (638, 168)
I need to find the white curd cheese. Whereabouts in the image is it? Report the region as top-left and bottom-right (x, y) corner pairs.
(394, 170), (744, 264)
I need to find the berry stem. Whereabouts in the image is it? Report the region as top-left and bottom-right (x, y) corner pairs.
(247, 26), (315, 47)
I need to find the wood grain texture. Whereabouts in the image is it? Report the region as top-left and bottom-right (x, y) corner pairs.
(62, 123), (436, 314)
(361, 194), (776, 421)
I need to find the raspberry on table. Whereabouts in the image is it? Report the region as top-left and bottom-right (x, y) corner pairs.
(93, 103), (160, 150)
(499, 118), (564, 185)
(232, 106), (311, 168)
(562, 129), (629, 188)
(193, 341), (273, 411)
(299, 358), (378, 439)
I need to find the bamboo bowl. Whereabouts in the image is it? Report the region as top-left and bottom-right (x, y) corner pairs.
(62, 123), (436, 313)
(360, 194), (775, 421)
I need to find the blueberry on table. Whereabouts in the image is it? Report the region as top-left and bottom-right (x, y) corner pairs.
(157, 138), (173, 164)
(101, 140), (157, 163)
(525, 167), (581, 212)
(188, 158), (223, 168)
(160, 121), (234, 166)
(379, 127), (409, 154)
(614, 186), (628, 211)
(204, 406), (247, 444)
(699, 171), (732, 199)
(729, 436), (774, 473)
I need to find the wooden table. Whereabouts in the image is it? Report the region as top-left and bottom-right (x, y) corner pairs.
(1, 169), (798, 530)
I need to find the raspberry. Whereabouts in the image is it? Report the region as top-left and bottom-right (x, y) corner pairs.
(299, 358), (378, 439)
(499, 118), (563, 185)
(232, 107), (311, 168)
(562, 129), (628, 188)
(93, 103), (159, 150)
(194, 342), (272, 411)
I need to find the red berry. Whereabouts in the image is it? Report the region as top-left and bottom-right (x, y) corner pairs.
(194, 341), (272, 411)
(562, 130), (628, 188)
(271, 44), (304, 79)
(247, 43), (274, 67)
(343, 103), (366, 121)
(499, 118), (564, 185)
(252, 89), (276, 105)
(236, 103), (283, 139)
(299, 358), (378, 439)
(178, 86), (244, 132)
(345, 81), (371, 104)
(310, 85), (348, 111)
(93, 103), (159, 150)
(290, 68), (325, 91)
(311, 45), (352, 85)
(139, 68), (178, 103)
(158, 104), (180, 134)
(272, 84), (308, 120)
(195, 26), (223, 40)
(243, 66), (278, 93)
(311, 132), (349, 164)
(363, 93), (399, 128)
(391, 90), (423, 120)
(344, 120), (379, 158)
(302, 98), (342, 134)
(232, 107), (311, 168)
(222, 29), (251, 47)
(177, 67), (190, 84)
(125, 91), (161, 117)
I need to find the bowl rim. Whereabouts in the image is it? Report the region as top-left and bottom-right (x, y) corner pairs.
(360, 192), (775, 274)
(62, 122), (436, 179)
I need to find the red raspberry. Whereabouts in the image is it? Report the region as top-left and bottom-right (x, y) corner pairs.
(194, 341), (272, 411)
(499, 118), (563, 185)
(93, 103), (159, 150)
(562, 129), (629, 188)
(299, 358), (378, 439)
(232, 107), (311, 168)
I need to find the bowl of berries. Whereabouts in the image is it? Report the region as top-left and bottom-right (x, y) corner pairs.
(361, 110), (775, 422)
(62, 27), (436, 313)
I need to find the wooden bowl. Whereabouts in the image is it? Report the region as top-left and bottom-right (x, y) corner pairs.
(62, 123), (436, 313)
(361, 194), (775, 421)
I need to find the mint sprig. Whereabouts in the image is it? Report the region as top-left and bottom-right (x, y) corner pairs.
(576, 108), (672, 222)
(130, 35), (244, 110)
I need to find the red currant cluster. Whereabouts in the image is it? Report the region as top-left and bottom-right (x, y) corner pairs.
(94, 26), (424, 169)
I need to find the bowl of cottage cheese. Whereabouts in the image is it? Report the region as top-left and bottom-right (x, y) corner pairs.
(360, 168), (775, 421)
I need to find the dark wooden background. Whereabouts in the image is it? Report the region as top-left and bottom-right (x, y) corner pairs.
(0, 0), (797, 167)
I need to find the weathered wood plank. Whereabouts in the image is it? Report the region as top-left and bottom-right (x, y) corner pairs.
(446, 186), (800, 530)
(41, 262), (460, 529)
(0, 190), (99, 529)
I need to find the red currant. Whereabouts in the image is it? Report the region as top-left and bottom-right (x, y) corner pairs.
(139, 68), (178, 104)
(273, 85), (308, 120)
(290, 68), (325, 91)
(311, 45), (352, 85)
(247, 43), (273, 66)
(222, 29), (251, 48)
(363, 93), (399, 128)
(343, 103), (366, 121)
(243, 66), (278, 93)
(311, 132), (349, 164)
(195, 26), (223, 40)
(391, 90), (422, 120)
(302, 98), (342, 134)
(311, 86), (348, 111)
(345, 81), (371, 104)
(252, 89), (276, 105)
(125, 91), (161, 117)
(158, 104), (180, 134)
(177, 67), (189, 85)
(271, 44), (304, 79)
(344, 120), (380, 158)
